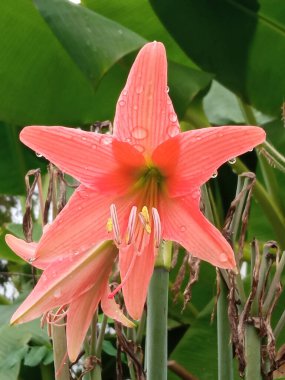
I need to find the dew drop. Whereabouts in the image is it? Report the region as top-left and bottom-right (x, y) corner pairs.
(118, 29), (123, 35)
(211, 171), (218, 179)
(131, 126), (148, 140)
(249, 148), (254, 152)
(133, 104), (138, 111)
(36, 152), (43, 158)
(169, 112), (178, 123)
(100, 135), (112, 145)
(219, 253), (228, 263)
(166, 86), (170, 93)
(167, 125), (179, 138)
(124, 137), (132, 143)
(81, 136), (87, 141)
(180, 225), (186, 232)
(28, 257), (35, 263)
(123, 89), (127, 96)
(54, 289), (62, 298)
(119, 99), (126, 107)
(133, 144), (145, 153)
(135, 85), (143, 94)
(228, 157), (236, 165)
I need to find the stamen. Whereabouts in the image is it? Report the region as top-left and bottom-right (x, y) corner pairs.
(139, 206), (151, 234)
(152, 207), (162, 248)
(126, 206), (137, 245)
(110, 204), (122, 245)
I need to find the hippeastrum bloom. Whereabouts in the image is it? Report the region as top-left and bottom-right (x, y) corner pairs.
(6, 236), (133, 362)
(6, 42), (265, 321)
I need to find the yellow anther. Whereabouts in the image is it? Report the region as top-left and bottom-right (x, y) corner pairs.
(106, 218), (113, 233)
(140, 206), (151, 234)
(141, 206), (150, 224)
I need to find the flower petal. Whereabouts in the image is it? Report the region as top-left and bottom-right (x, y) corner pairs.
(119, 242), (155, 320)
(101, 285), (134, 327)
(5, 235), (47, 269)
(66, 285), (103, 362)
(160, 195), (236, 269)
(34, 186), (133, 266)
(113, 42), (180, 155)
(20, 126), (143, 194)
(11, 242), (117, 324)
(152, 126), (266, 197)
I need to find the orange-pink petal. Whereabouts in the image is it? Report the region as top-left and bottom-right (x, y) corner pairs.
(11, 241), (117, 325)
(5, 235), (46, 269)
(119, 242), (156, 320)
(66, 285), (103, 362)
(101, 285), (134, 327)
(20, 126), (143, 195)
(160, 195), (236, 269)
(152, 126), (266, 197)
(113, 42), (180, 155)
(33, 186), (131, 265)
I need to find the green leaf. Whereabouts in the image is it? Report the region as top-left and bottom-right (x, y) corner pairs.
(34, 0), (145, 85)
(102, 340), (117, 357)
(150, 0), (285, 116)
(24, 346), (50, 367)
(82, 0), (194, 67)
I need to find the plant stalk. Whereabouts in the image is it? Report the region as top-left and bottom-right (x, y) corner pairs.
(146, 267), (169, 380)
(51, 322), (70, 380)
(244, 325), (262, 380)
(217, 275), (234, 380)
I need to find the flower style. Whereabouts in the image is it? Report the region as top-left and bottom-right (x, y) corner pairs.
(6, 235), (133, 362)
(6, 42), (265, 322)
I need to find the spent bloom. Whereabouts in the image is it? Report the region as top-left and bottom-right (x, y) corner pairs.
(6, 42), (265, 322)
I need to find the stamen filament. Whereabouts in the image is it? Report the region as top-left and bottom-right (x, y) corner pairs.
(152, 207), (162, 248)
(126, 206), (137, 244)
(110, 204), (122, 245)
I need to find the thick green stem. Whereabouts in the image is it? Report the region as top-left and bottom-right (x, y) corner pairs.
(244, 325), (262, 380)
(51, 323), (70, 380)
(217, 276), (234, 380)
(146, 267), (169, 380)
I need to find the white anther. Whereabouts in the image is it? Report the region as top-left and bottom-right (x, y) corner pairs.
(110, 204), (122, 245)
(152, 207), (162, 248)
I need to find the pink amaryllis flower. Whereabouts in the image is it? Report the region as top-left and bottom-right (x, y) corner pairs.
(6, 236), (133, 362)
(6, 42), (265, 321)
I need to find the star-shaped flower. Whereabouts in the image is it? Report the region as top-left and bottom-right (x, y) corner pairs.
(6, 41), (265, 322)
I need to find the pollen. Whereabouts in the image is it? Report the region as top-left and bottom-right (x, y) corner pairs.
(106, 218), (113, 233)
(139, 206), (151, 234)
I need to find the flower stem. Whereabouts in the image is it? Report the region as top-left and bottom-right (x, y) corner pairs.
(51, 322), (70, 380)
(217, 276), (234, 380)
(146, 267), (169, 380)
(244, 325), (262, 380)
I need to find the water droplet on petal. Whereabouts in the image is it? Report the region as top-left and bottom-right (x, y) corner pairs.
(180, 225), (186, 232)
(169, 112), (178, 123)
(228, 157), (236, 164)
(36, 152), (43, 158)
(81, 136), (87, 141)
(91, 144), (97, 149)
(249, 148), (254, 152)
(119, 99), (126, 107)
(28, 257), (35, 263)
(54, 289), (62, 298)
(166, 86), (170, 93)
(123, 89), (127, 96)
(133, 144), (145, 153)
(219, 253), (228, 263)
(131, 127), (148, 140)
(167, 125), (180, 138)
(133, 104), (138, 111)
(100, 135), (112, 145)
(135, 85), (143, 94)
(124, 137), (132, 143)
(211, 171), (218, 179)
